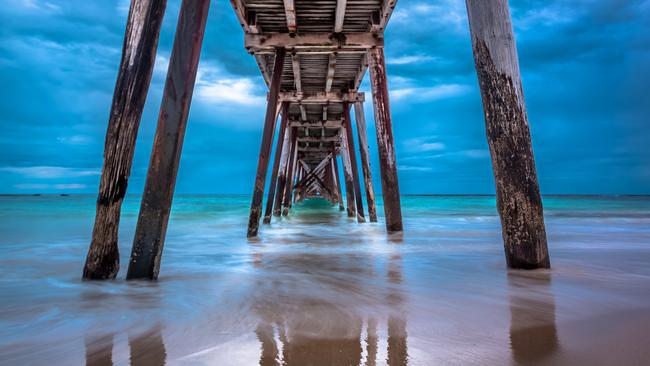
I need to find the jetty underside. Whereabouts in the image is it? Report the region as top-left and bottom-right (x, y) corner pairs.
(235, 0), (403, 238)
(83, 0), (550, 280)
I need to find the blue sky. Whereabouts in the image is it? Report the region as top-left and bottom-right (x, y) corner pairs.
(0, 0), (648, 195)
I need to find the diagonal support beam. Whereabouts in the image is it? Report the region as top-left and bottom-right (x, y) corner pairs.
(283, 0), (297, 33)
(334, 0), (348, 33)
(325, 53), (337, 93)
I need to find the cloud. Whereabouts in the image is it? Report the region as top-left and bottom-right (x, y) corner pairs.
(0, 166), (100, 178)
(398, 165), (433, 172)
(57, 135), (93, 145)
(20, 0), (61, 13)
(386, 55), (437, 65)
(195, 63), (265, 106)
(14, 183), (86, 190)
(391, 84), (471, 102)
(404, 137), (446, 153)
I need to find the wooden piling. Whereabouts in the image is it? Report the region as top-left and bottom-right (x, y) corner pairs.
(282, 129), (298, 215)
(246, 48), (286, 237)
(343, 102), (365, 223)
(263, 102), (289, 224)
(331, 153), (345, 211)
(82, 0), (167, 280)
(125, 0), (210, 280)
(368, 47), (403, 232)
(340, 132), (356, 218)
(466, 0), (550, 269)
(354, 102), (378, 222)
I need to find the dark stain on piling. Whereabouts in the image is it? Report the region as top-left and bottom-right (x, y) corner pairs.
(473, 38), (550, 269)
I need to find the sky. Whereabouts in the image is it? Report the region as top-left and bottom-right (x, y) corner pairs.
(0, 0), (648, 195)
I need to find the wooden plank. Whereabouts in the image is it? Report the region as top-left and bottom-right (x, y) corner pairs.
(340, 131), (356, 218)
(246, 47), (286, 238)
(299, 104), (308, 121)
(334, 0), (348, 33)
(283, 0), (297, 33)
(354, 102), (378, 222)
(371, 0), (398, 32)
(83, 0), (167, 280)
(352, 54), (368, 91)
(325, 53), (337, 93)
(282, 129), (298, 215)
(245, 32), (383, 52)
(368, 47), (403, 232)
(126, 0), (210, 280)
(278, 91), (364, 104)
(466, 0), (549, 269)
(343, 102), (365, 223)
(273, 123), (292, 217)
(263, 102), (289, 224)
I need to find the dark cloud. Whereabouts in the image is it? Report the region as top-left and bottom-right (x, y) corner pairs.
(0, 0), (648, 194)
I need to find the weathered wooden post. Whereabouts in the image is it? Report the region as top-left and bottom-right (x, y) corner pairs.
(343, 102), (365, 223)
(368, 47), (403, 232)
(340, 131), (356, 217)
(247, 48), (286, 237)
(83, 0), (167, 280)
(264, 103), (289, 224)
(354, 101), (378, 222)
(466, 0), (550, 269)
(125, 0), (210, 280)
(331, 153), (345, 211)
(282, 130), (298, 215)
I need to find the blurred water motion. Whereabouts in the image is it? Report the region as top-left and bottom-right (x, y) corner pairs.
(1, 195), (650, 365)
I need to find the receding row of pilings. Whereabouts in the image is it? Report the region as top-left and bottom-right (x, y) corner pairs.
(82, 0), (549, 281)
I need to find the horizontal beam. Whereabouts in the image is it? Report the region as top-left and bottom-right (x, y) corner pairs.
(245, 32), (383, 53)
(298, 136), (341, 143)
(278, 92), (364, 104)
(290, 120), (342, 128)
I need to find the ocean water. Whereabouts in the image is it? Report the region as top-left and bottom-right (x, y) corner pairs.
(1, 195), (649, 365)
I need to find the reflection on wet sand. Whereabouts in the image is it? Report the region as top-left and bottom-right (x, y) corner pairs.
(252, 229), (408, 366)
(85, 333), (113, 366)
(508, 272), (559, 365)
(84, 325), (166, 366)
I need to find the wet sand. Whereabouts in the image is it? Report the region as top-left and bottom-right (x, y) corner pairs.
(1, 195), (650, 365)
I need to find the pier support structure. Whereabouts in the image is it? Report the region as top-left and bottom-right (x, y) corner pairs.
(247, 48), (286, 237)
(343, 102), (365, 223)
(368, 47), (403, 232)
(466, 0), (550, 269)
(264, 103), (290, 223)
(83, 0), (167, 280)
(354, 102), (378, 222)
(126, 0), (210, 280)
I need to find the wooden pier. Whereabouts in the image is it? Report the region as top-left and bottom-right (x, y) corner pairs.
(83, 0), (550, 280)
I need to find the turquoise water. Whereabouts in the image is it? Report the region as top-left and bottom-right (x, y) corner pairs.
(1, 195), (650, 365)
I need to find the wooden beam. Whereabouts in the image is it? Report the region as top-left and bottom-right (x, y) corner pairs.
(371, 0), (398, 32)
(245, 32), (383, 53)
(331, 152), (345, 211)
(127, 0), (210, 280)
(299, 104), (307, 121)
(229, 0), (259, 34)
(247, 48), (286, 238)
(368, 47), (403, 232)
(282, 0), (297, 33)
(467, 0), (549, 269)
(282, 129), (298, 215)
(343, 102), (365, 223)
(352, 54), (368, 91)
(340, 132), (356, 217)
(289, 120), (342, 128)
(334, 0), (348, 33)
(354, 102), (378, 222)
(263, 102), (290, 224)
(278, 91), (364, 104)
(325, 53), (337, 93)
(297, 136), (340, 143)
(83, 0), (167, 280)
(292, 53), (302, 92)
(255, 54), (271, 87)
